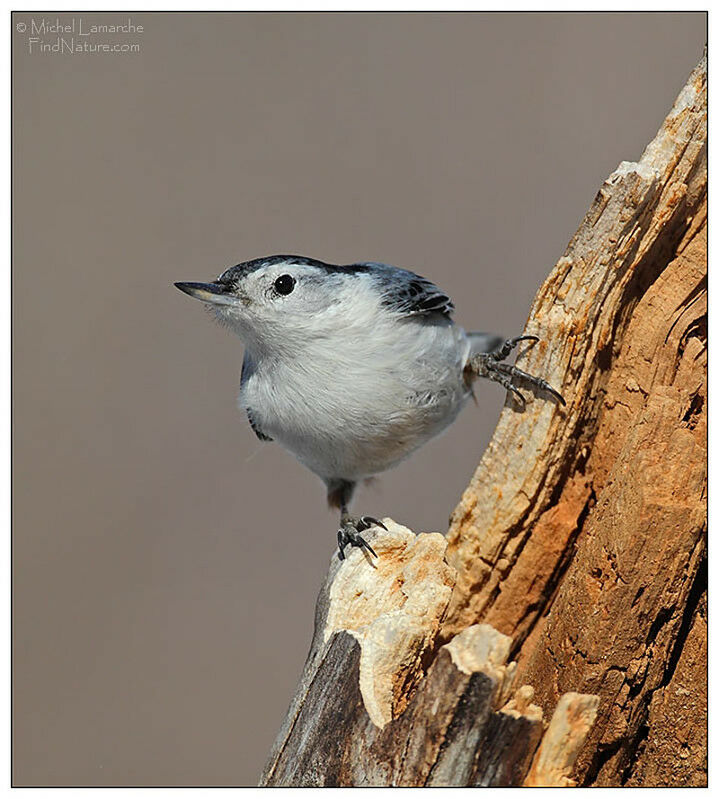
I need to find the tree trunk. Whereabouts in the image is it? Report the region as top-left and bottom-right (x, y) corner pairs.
(260, 52), (706, 788)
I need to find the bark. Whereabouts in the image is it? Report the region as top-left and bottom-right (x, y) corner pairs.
(260, 52), (706, 787)
(260, 522), (590, 787)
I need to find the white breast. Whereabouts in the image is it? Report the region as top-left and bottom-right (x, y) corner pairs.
(240, 313), (471, 483)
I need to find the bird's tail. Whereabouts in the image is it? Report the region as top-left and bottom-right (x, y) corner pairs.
(467, 331), (505, 357)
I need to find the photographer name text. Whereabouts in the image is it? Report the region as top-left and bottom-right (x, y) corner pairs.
(17, 18), (143, 55)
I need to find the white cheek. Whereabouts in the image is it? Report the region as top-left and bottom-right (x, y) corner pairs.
(211, 304), (254, 342)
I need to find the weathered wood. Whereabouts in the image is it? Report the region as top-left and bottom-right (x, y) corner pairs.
(470, 686), (544, 786)
(524, 693), (600, 787)
(260, 521), (459, 786)
(444, 53), (706, 647)
(261, 52), (706, 787)
(623, 582), (707, 787)
(444, 51), (707, 786)
(261, 522), (597, 787)
(260, 523), (558, 787)
(515, 206), (707, 786)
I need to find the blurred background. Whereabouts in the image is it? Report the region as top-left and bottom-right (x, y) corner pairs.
(12, 11), (706, 786)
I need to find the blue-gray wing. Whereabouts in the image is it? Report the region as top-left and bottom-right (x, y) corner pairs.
(354, 262), (455, 319)
(241, 355), (273, 442)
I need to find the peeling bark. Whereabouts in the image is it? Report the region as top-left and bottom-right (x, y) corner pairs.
(515, 213), (707, 786)
(260, 525), (592, 787)
(524, 693), (600, 787)
(260, 53), (706, 787)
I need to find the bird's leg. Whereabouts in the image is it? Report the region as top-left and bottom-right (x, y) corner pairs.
(337, 510), (384, 560)
(467, 335), (566, 408)
(328, 479), (385, 560)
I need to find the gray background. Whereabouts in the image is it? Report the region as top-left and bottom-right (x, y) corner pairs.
(13, 11), (706, 786)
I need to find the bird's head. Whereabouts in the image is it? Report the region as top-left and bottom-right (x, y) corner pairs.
(175, 255), (376, 353)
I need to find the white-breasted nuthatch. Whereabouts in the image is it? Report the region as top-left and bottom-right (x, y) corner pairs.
(175, 255), (564, 559)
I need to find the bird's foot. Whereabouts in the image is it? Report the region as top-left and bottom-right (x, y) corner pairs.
(468, 335), (566, 410)
(337, 515), (386, 560)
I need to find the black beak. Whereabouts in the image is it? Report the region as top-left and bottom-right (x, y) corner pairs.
(175, 281), (229, 296)
(174, 281), (237, 305)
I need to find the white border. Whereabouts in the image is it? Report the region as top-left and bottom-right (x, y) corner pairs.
(4, 5), (711, 796)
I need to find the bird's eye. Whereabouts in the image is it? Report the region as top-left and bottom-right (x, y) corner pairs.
(273, 274), (296, 296)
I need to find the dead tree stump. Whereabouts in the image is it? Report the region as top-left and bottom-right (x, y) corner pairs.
(260, 52), (706, 788)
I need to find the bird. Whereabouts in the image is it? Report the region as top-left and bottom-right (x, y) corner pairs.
(175, 255), (565, 560)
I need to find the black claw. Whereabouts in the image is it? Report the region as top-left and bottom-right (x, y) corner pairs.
(337, 516), (382, 561)
(472, 333), (564, 410)
(356, 536), (377, 558)
(494, 362), (565, 408)
(337, 530), (346, 560)
(359, 516), (387, 531)
(508, 385), (527, 409)
(492, 334), (540, 361)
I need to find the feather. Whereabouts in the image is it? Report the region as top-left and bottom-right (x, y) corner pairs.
(351, 262), (455, 320)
